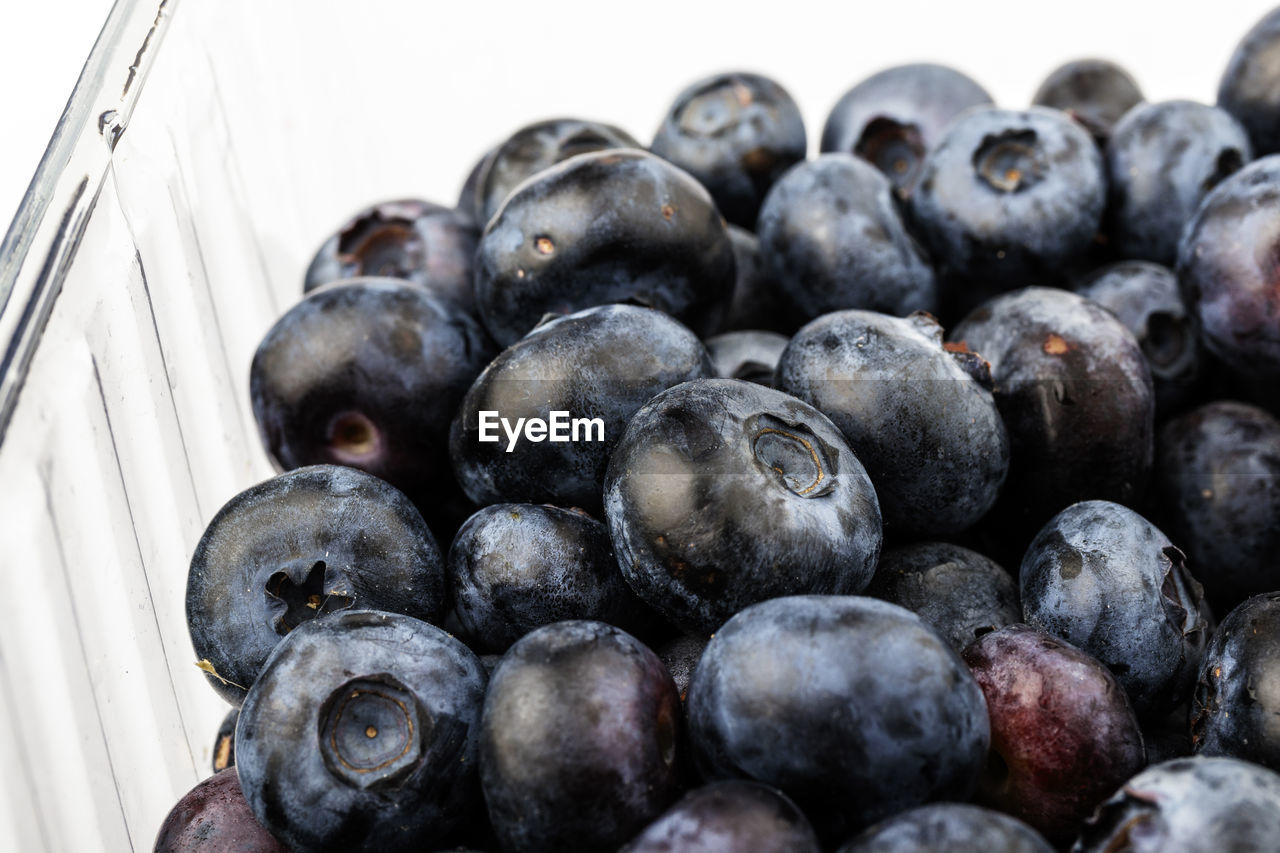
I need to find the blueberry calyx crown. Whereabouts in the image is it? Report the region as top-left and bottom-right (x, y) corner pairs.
(1158, 545), (1204, 643)
(750, 414), (837, 498)
(336, 216), (420, 279)
(856, 117), (926, 190)
(974, 129), (1046, 193)
(1202, 148), (1245, 193)
(326, 410), (383, 466)
(264, 559), (354, 636)
(319, 674), (429, 790)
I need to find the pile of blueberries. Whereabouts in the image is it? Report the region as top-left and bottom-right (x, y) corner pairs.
(157, 8), (1280, 853)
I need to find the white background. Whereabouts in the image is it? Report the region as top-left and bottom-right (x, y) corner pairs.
(3, 0), (1280, 238)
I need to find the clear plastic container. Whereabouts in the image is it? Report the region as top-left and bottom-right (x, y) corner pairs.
(0, 3), (725, 846)
(1, 1), (1272, 849)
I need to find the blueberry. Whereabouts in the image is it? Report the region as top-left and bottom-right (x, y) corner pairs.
(1032, 59), (1144, 145)
(775, 310), (1008, 537)
(236, 610), (487, 852)
(1191, 593), (1280, 768)
(212, 707), (238, 774)
(1219, 7), (1280, 157)
(963, 624), (1146, 843)
(821, 63), (994, 196)
(949, 287), (1154, 544)
(471, 117), (639, 225)
(704, 329), (789, 386)
(250, 278), (493, 525)
(1075, 261), (1201, 417)
(1074, 757), (1280, 852)
(1104, 100), (1250, 266)
(474, 149), (736, 346)
(303, 199), (480, 315)
(604, 378), (882, 635)
(909, 108), (1106, 317)
(450, 304), (713, 513)
(456, 146), (494, 224)
(687, 595), (989, 841)
(758, 155), (938, 325)
(865, 542), (1019, 653)
(447, 503), (659, 653)
(154, 768), (288, 852)
(1154, 401), (1280, 608)
(837, 803), (1054, 853)
(185, 465), (445, 705)
(719, 224), (793, 334)
(1020, 500), (1209, 718)
(656, 633), (709, 703)
(650, 72), (806, 229)
(479, 621), (683, 853)
(1176, 155), (1280, 380)
(621, 780), (820, 853)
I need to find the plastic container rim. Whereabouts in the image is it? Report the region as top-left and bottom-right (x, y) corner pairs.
(0, 0), (174, 445)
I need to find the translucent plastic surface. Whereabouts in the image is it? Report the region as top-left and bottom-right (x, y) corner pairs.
(0, 2), (273, 848)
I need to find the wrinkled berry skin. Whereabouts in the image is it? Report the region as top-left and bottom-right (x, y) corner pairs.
(450, 305), (713, 514)
(821, 63), (994, 196)
(1104, 101), (1250, 266)
(757, 155), (938, 325)
(866, 542), (1019, 653)
(705, 330), (789, 387)
(604, 379), (882, 635)
(303, 199), (479, 314)
(236, 611), (487, 853)
(962, 625), (1146, 844)
(837, 803), (1054, 853)
(474, 149), (736, 347)
(154, 768), (288, 853)
(479, 621), (683, 853)
(1020, 501), (1209, 718)
(950, 287), (1155, 542)
(1191, 593), (1280, 769)
(447, 503), (657, 653)
(1176, 156), (1280, 379)
(719, 225), (792, 334)
(1219, 7), (1280, 156)
(910, 109), (1106, 317)
(687, 596), (989, 841)
(1074, 756), (1280, 852)
(472, 118), (639, 225)
(1154, 401), (1280, 607)
(185, 466), (445, 705)
(250, 278), (493, 520)
(1076, 261), (1201, 417)
(776, 310), (1007, 538)
(621, 780), (820, 853)
(1032, 59), (1144, 145)
(651, 72), (806, 229)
